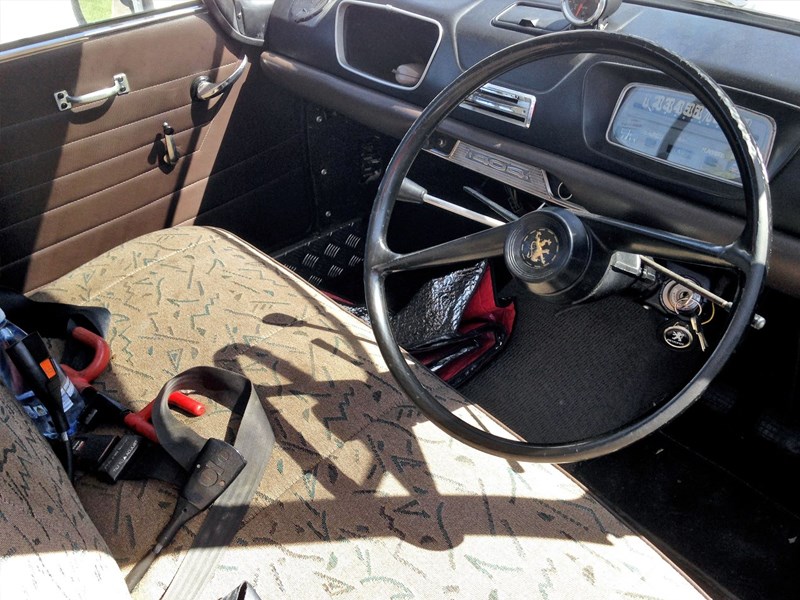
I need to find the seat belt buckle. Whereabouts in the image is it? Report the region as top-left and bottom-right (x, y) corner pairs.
(72, 433), (145, 483)
(182, 438), (247, 511)
(154, 438), (247, 554)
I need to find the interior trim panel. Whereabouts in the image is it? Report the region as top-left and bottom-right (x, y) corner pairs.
(0, 12), (312, 291)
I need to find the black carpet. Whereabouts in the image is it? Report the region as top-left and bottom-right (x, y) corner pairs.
(563, 427), (800, 600)
(462, 280), (704, 443)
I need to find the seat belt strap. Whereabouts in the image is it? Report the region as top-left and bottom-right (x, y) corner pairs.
(134, 366), (274, 600)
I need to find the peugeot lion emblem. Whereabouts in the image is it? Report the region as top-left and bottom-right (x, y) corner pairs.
(521, 228), (559, 269)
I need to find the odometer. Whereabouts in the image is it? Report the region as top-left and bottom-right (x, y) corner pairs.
(607, 84), (776, 184)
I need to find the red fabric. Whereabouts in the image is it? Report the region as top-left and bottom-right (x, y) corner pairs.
(460, 266), (516, 336)
(324, 291), (356, 307)
(429, 265), (516, 383)
(434, 331), (498, 382)
(326, 265), (516, 384)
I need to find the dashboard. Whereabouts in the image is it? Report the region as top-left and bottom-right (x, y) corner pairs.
(262, 0), (800, 295)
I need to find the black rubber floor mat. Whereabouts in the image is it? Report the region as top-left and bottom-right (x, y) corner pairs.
(274, 219), (367, 302)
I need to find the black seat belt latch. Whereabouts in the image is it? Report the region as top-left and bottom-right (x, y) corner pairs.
(72, 433), (146, 483)
(155, 438), (246, 554)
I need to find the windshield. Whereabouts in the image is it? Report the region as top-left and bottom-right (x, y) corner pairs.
(689, 0), (800, 22)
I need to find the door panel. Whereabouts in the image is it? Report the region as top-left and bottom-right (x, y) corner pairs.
(0, 8), (311, 292)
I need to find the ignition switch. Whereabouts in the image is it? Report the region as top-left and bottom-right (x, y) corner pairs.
(660, 280), (703, 315)
(656, 275), (712, 352)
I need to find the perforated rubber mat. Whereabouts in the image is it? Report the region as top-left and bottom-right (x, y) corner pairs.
(274, 218), (367, 301)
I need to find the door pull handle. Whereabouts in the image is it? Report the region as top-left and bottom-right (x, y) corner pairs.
(54, 73), (130, 111)
(160, 122), (181, 167)
(190, 56), (248, 102)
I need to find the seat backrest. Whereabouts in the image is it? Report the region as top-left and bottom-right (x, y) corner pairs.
(0, 386), (130, 599)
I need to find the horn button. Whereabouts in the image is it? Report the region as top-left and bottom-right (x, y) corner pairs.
(504, 207), (592, 299)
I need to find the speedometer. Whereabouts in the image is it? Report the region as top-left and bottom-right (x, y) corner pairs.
(561, 0), (621, 27)
(607, 84), (776, 184)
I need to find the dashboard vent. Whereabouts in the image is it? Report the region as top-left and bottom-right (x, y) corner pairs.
(460, 83), (536, 128)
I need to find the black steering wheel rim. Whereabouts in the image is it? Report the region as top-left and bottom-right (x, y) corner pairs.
(364, 30), (771, 463)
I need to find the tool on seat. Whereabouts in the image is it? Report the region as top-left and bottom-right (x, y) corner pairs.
(59, 326), (110, 388)
(82, 388), (205, 443)
(72, 397), (204, 484)
(63, 327), (205, 442)
(1, 309), (84, 441)
(9, 312), (273, 597)
(0, 293), (112, 481)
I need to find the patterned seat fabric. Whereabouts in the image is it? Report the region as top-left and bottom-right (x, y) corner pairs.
(0, 375), (130, 598)
(2, 227), (707, 599)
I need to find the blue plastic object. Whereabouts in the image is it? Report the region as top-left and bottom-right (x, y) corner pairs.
(0, 308), (84, 438)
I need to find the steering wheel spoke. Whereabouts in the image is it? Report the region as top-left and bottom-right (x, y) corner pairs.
(576, 211), (753, 273)
(375, 222), (513, 274)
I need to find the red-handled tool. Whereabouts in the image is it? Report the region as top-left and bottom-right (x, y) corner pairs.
(60, 326), (112, 391)
(81, 388), (205, 444)
(123, 393), (205, 443)
(63, 326), (205, 443)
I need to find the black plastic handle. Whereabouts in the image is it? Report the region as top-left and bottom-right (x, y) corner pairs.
(7, 332), (68, 435)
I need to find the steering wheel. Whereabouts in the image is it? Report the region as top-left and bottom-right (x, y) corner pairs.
(364, 30), (770, 463)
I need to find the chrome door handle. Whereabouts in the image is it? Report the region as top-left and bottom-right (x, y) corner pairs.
(191, 56), (248, 102)
(54, 73), (130, 111)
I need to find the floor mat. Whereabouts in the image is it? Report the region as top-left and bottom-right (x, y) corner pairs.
(564, 429), (800, 600)
(461, 280), (704, 443)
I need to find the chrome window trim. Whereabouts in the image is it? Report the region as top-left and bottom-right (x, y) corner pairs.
(0, 3), (204, 65)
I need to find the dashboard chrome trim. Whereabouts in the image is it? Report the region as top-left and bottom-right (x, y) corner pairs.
(430, 140), (583, 211)
(460, 83), (536, 128)
(450, 141), (552, 199)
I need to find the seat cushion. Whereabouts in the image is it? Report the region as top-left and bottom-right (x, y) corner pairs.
(0, 382), (130, 599)
(16, 226), (706, 599)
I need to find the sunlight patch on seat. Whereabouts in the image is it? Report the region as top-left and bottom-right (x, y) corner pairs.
(0, 551), (129, 600)
(410, 415), (587, 502)
(375, 471), (408, 496)
(332, 438), (375, 484)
